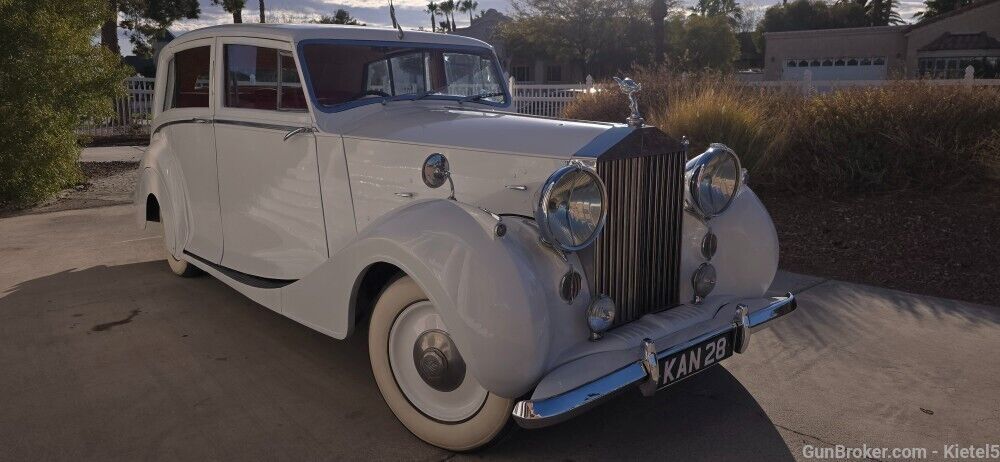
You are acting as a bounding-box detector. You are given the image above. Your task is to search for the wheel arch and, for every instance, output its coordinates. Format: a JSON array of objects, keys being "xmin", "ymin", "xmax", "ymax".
[
  {"xmin": 350, "ymin": 261, "xmax": 405, "ymax": 327},
  {"xmin": 282, "ymin": 199, "xmax": 590, "ymax": 398}
]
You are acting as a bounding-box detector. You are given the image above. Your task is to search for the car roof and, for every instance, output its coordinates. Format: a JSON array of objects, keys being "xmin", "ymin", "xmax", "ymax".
[{"xmin": 166, "ymin": 24, "xmax": 493, "ymax": 51}]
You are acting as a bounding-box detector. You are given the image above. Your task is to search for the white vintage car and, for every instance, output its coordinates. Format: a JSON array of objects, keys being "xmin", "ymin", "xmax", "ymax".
[{"xmin": 136, "ymin": 23, "xmax": 796, "ymax": 451}]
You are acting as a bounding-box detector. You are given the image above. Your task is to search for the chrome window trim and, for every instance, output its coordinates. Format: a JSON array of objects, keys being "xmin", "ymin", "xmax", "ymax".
[{"xmin": 151, "ymin": 118, "xmax": 307, "ymax": 136}]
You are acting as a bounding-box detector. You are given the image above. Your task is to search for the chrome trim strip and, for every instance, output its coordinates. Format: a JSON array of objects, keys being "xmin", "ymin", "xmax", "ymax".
[
  {"xmin": 151, "ymin": 118, "xmax": 202, "ymax": 136},
  {"xmin": 213, "ymin": 119, "xmax": 306, "ymax": 132},
  {"xmin": 512, "ymin": 293, "xmax": 797, "ymax": 429},
  {"xmin": 151, "ymin": 118, "xmax": 311, "ymax": 137}
]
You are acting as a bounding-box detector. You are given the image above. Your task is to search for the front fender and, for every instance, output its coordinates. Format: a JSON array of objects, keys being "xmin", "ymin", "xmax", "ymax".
[{"xmin": 282, "ymin": 199, "xmax": 592, "ymax": 398}]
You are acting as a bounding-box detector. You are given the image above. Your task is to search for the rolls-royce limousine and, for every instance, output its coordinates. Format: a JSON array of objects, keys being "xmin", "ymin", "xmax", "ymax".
[{"xmin": 135, "ymin": 23, "xmax": 797, "ymax": 451}]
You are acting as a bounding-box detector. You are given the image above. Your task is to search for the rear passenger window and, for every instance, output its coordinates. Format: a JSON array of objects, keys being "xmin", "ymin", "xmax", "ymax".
[
  {"xmin": 225, "ymin": 44, "xmax": 307, "ymax": 111},
  {"xmin": 164, "ymin": 46, "xmax": 211, "ymax": 110}
]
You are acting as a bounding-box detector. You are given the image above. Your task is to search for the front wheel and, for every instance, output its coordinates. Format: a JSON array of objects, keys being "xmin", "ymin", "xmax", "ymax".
[{"xmin": 368, "ymin": 276, "xmax": 514, "ymax": 451}]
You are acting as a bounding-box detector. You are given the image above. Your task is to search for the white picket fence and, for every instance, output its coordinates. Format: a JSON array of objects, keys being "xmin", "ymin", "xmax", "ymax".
[
  {"xmin": 508, "ymin": 76, "xmax": 600, "ymax": 118},
  {"xmin": 79, "ymin": 76, "xmax": 155, "ymax": 138}
]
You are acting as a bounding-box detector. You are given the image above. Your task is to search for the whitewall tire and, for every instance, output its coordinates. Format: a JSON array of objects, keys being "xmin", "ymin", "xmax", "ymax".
[
  {"xmin": 161, "ymin": 212, "xmax": 200, "ymax": 278},
  {"xmin": 369, "ymin": 276, "xmax": 514, "ymax": 451}
]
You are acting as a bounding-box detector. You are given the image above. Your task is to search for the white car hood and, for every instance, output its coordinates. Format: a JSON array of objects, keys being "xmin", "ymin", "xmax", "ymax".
[{"xmin": 327, "ymin": 104, "xmax": 630, "ymax": 159}]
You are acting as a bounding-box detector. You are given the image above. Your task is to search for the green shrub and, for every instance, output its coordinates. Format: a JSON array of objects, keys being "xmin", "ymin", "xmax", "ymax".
[
  {"xmin": 0, "ymin": 0, "xmax": 130, "ymax": 207},
  {"xmin": 776, "ymin": 83, "xmax": 1000, "ymax": 193},
  {"xmin": 564, "ymin": 69, "xmax": 1000, "ymax": 194}
]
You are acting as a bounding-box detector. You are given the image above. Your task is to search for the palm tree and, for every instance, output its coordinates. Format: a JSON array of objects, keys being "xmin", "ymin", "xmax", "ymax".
[
  {"xmin": 866, "ymin": 0, "xmax": 903, "ymax": 24},
  {"xmin": 459, "ymin": 0, "xmax": 479, "ymax": 24},
  {"xmin": 212, "ymin": 0, "xmax": 246, "ymax": 23},
  {"xmin": 258, "ymin": 0, "xmax": 265, "ymax": 23},
  {"xmin": 650, "ymin": 0, "xmax": 669, "ymax": 64},
  {"xmin": 913, "ymin": 0, "xmax": 971, "ymax": 20},
  {"xmin": 425, "ymin": 1, "xmax": 440, "ymax": 32},
  {"xmin": 440, "ymin": 0, "xmax": 456, "ymax": 31}
]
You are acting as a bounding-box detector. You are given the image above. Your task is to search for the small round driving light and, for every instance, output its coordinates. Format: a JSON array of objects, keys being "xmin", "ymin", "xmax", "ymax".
[
  {"xmin": 587, "ymin": 296, "xmax": 616, "ymax": 340},
  {"xmin": 701, "ymin": 231, "xmax": 718, "ymax": 260},
  {"xmin": 559, "ymin": 271, "xmax": 582, "ymax": 303},
  {"xmin": 692, "ymin": 262, "xmax": 717, "ymax": 303}
]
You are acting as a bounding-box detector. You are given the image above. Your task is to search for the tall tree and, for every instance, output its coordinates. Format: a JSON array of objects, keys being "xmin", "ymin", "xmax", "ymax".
[
  {"xmin": 691, "ymin": 0, "xmax": 744, "ymax": 27},
  {"xmin": 649, "ymin": 0, "xmax": 677, "ymax": 64},
  {"xmin": 258, "ymin": 0, "xmax": 265, "ymax": 23},
  {"xmin": 100, "ymin": 0, "xmax": 200, "ymax": 56},
  {"xmin": 913, "ymin": 0, "xmax": 973, "ymax": 20},
  {"xmin": 212, "ymin": 0, "xmax": 245, "ymax": 23},
  {"xmin": 670, "ymin": 14, "xmax": 740, "ymax": 71},
  {"xmin": 1, "ymin": 0, "xmax": 132, "ymax": 206},
  {"xmin": 758, "ymin": 0, "xmax": 867, "ymax": 32},
  {"xmin": 862, "ymin": 0, "xmax": 902, "ymax": 25},
  {"xmin": 425, "ymin": 1, "xmax": 440, "ymax": 31},
  {"xmin": 500, "ymin": 0, "xmax": 651, "ymax": 78},
  {"xmin": 440, "ymin": 0, "xmax": 456, "ymax": 31},
  {"xmin": 459, "ymin": 0, "xmax": 479, "ymax": 23},
  {"xmin": 314, "ymin": 9, "xmax": 363, "ymax": 25}
]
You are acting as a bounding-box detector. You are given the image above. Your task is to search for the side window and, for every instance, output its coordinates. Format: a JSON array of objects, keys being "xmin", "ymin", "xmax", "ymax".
[
  {"xmin": 278, "ymin": 51, "xmax": 307, "ymax": 110},
  {"xmin": 225, "ymin": 44, "xmax": 306, "ymax": 111},
  {"xmin": 164, "ymin": 46, "xmax": 211, "ymax": 110}
]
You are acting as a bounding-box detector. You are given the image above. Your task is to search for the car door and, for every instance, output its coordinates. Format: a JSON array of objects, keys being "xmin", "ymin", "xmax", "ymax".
[
  {"xmin": 213, "ymin": 37, "xmax": 328, "ymax": 280},
  {"xmin": 157, "ymin": 39, "xmax": 224, "ymax": 263}
]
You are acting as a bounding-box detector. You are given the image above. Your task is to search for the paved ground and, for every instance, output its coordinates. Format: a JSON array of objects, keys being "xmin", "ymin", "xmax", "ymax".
[{"xmin": 1, "ymin": 205, "xmax": 998, "ymax": 461}]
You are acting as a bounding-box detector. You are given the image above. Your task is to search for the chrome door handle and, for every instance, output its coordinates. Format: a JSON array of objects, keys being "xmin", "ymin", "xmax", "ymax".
[
  {"xmin": 283, "ymin": 127, "xmax": 314, "ymax": 141},
  {"xmin": 394, "ymin": 192, "xmax": 414, "ymax": 198},
  {"xmin": 192, "ymin": 117, "xmax": 211, "ymax": 124}
]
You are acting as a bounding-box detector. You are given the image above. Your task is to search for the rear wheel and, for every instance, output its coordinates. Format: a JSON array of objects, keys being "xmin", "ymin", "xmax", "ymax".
[
  {"xmin": 368, "ymin": 276, "xmax": 514, "ymax": 451},
  {"xmin": 161, "ymin": 211, "xmax": 201, "ymax": 277}
]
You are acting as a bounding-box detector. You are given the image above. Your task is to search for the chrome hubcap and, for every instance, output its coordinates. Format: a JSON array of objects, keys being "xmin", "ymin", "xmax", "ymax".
[
  {"xmin": 413, "ymin": 329, "xmax": 466, "ymax": 392},
  {"xmin": 388, "ymin": 301, "xmax": 488, "ymax": 422}
]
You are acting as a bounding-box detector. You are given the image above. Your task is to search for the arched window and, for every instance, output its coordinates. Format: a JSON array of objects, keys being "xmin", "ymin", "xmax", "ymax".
[
  {"xmin": 799, "ymin": 60, "xmax": 809, "ymax": 67},
  {"xmin": 873, "ymin": 57, "xmax": 885, "ymax": 65},
  {"xmin": 786, "ymin": 60, "xmax": 797, "ymax": 67},
  {"xmin": 847, "ymin": 58, "xmax": 859, "ymax": 66},
  {"xmin": 810, "ymin": 60, "xmax": 821, "ymax": 67},
  {"xmin": 822, "ymin": 59, "xmax": 833, "ymax": 66},
  {"xmin": 835, "ymin": 59, "xmax": 846, "ymax": 66},
  {"xmin": 861, "ymin": 58, "xmax": 872, "ymax": 65}
]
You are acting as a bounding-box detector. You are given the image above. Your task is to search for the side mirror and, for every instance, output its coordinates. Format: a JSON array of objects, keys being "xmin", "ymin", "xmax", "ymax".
[{"xmin": 422, "ymin": 153, "xmax": 455, "ymax": 200}]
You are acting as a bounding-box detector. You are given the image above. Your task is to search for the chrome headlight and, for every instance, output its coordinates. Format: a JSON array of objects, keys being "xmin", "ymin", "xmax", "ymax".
[
  {"xmin": 685, "ymin": 144, "xmax": 742, "ymax": 219},
  {"xmin": 535, "ymin": 164, "xmax": 608, "ymax": 252}
]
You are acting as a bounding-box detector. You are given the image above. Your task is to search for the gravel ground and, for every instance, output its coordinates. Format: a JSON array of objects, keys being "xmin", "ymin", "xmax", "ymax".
[
  {"xmin": 759, "ymin": 188, "xmax": 1000, "ymax": 307},
  {"xmin": 0, "ymin": 161, "xmax": 137, "ymax": 218}
]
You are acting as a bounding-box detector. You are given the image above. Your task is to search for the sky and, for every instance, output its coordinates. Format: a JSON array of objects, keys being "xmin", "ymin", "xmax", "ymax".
[{"xmin": 118, "ymin": 0, "xmax": 929, "ymax": 56}]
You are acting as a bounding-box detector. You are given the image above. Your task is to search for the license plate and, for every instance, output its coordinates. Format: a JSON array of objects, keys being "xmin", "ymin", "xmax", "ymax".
[{"xmin": 658, "ymin": 330, "xmax": 734, "ymax": 388}]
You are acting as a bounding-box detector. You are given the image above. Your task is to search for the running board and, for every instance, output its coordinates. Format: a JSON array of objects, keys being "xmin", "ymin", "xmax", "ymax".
[{"xmin": 183, "ymin": 251, "xmax": 297, "ymax": 289}]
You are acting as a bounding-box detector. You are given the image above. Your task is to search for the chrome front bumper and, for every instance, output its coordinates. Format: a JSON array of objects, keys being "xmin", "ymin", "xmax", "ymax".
[{"xmin": 511, "ymin": 293, "xmax": 797, "ymax": 429}]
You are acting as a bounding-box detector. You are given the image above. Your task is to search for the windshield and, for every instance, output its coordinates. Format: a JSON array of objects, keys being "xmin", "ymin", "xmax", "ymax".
[{"xmin": 300, "ymin": 42, "xmax": 507, "ymax": 111}]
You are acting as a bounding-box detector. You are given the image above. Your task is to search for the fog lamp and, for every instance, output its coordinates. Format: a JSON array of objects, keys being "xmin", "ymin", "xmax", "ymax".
[
  {"xmin": 692, "ymin": 262, "xmax": 717, "ymax": 303},
  {"xmin": 587, "ymin": 296, "xmax": 616, "ymax": 340}
]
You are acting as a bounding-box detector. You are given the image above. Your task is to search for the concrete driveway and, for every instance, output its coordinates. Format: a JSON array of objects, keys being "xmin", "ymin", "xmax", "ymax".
[{"xmin": 1, "ymin": 205, "xmax": 998, "ymax": 461}]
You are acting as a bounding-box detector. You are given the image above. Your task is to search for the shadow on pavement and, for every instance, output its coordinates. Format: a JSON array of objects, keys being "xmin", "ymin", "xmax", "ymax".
[{"xmin": 0, "ymin": 261, "xmax": 793, "ymax": 461}]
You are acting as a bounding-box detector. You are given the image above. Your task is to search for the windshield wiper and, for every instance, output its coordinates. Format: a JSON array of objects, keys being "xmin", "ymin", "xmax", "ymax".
[
  {"xmin": 458, "ymin": 92, "xmax": 506, "ymax": 104},
  {"xmin": 412, "ymin": 86, "xmax": 446, "ymax": 101}
]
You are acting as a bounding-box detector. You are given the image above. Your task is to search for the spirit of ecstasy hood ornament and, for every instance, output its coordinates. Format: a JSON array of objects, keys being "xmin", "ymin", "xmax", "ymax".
[{"xmin": 613, "ymin": 77, "xmax": 643, "ymax": 127}]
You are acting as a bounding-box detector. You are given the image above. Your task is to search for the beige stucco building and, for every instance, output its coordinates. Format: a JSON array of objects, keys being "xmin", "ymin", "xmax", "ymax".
[{"xmin": 763, "ymin": 0, "xmax": 1000, "ymax": 80}]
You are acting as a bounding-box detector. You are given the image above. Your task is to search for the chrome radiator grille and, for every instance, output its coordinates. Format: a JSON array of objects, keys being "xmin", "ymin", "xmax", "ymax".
[{"xmin": 594, "ymin": 149, "xmax": 686, "ymax": 325}]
